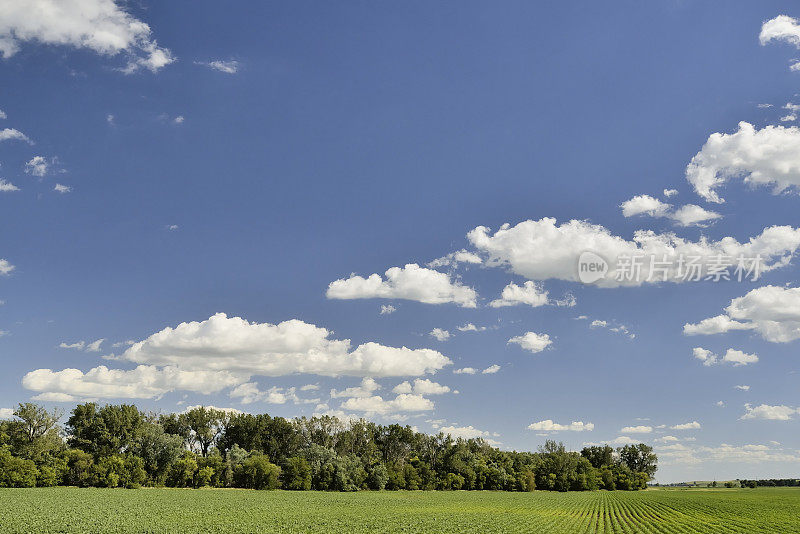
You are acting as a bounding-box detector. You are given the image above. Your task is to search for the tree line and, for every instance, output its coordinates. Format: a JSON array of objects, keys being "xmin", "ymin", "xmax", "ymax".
[{"xmin": 0, "ymin": 402, "xmax": 657, "ymax": 491}]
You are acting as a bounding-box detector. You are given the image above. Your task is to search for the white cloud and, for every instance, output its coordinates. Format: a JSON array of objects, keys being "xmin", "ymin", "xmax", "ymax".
[
  {"xmin": 684, "ymin": 286, "xmax": 800, "ymax": 343},
  {"xmin": 0, "ymin": 109, "xmax": 5, "ymax": 119},
  {"xmin": 453, "ymin": 367, "xmax": 477, "ymax": 375},
  {"xmin": 757, "ymin": 103, "xmax": 773, "ymax": 109},
  {"xmin": 692, "ymin": 347, "xmax": 758, "ymax": 366},
  {"xmin": 482, "ymin": 364, "xmax": 500, "ymax": 374},
  {"xmin": 173, "ymin": 116, "xmax": 184, "ymax": 125},
  {"xmin": 508, "ymin": 331, "xmax": 552, "ymax": 353},
  {"xmin": 781, "ymin": 114, "xmax": 797, "ymax": 122},
  {"xmin": 427, "ymin": 249, "xmax": 482, "ymax": 268},
  {"xmin": 655, "ymin": 435, "xmax": 680, "ymax": 443},
  {"xmin": 429, "ymin": 328, "xmax": 451, "ymax": 341},
  {"xmin": 196, "ymin": 59, "xmax": 239, "ymax": 74},
  {"xmin": 760, "ymin": 15, "xmax": 800, "ymax": 48},
  {"xmin": 670, "ymin": 421, "xmax": 701, "ymax": 430},
  {"xmin": 686, "ymin": 122, "xmax": 800, "ymax": 203},
  {"xmin": 106, "ymin": 114, "xmax": 114, "ymax": 125},
  {"xmin": 620, "ymin": 194, "xmax": 721, "ymax": 227},
  {"xmin": 229, "ymin": 383, "xmax": 318, "ymax": 405},
  {"xmin": 663, "ymin": 188, "xmax": 678, "ymax": 198},
  {"xmin": 468, "ymin": 218, "xmax": 800, "ymax": 287},
  {"xmin": 0, "ymin": 128, "xmax": 30, "ymax": 143},
  {"xmin": 0, "ymin": 0, "xmax": 174, "ymax": 72},
  {"xmin": 22, "ymin": 365, "xmax": 243, "ymax": 400},
  {"xmin": 735, "ymin": 385, "xmax": 751, "ymax": 391},
  {"xmin": 741, "ymin": 403, "xmax": 799, "ymax": 421},
  {"xmin": 25, "ymin": 156, "xmax": 49, "ymax": 177},
  {"xmin": 527, "ymin": 419, "xmax": 594, "ymax": 432},
  {"xmin": 120, "ymin": 313, "xmax": 451, "ymax": 377},
  {"xmin": 340, "ymin": 393, "xmax": 434, "ymax": 416},
  {"xmin": 620, "ymin": 194, "xmax": 671, "ymax": 218},
  {"xmin": 53, "ymin": 183, "xmax": 72, "ymax": 194},
  {"xmin": 327, "ymin": 263, "xmax": 477, "ymax": 307},
  {"xmin": 620, "ymin": 425, "xmax": 652, "ymax": 434},
  {"xmin": 330, "ymin": 377, "xmax": 381, "ymax": 398},
  {"xmin": 456, "ymin": 323, "xmax": 486, "ymax": 332},
  {"xmin": 166, "ymin": 224, "xmax": 179, "ymax": 231},
  {"xmin": 722, "ymin": 349, "xmax": 758, "ymax": 366},
  {"xmin": 489, "ymin": 280, "xmax": 570, "ymax": 308},
  {"xmin": 379, "ymin": 304, "xmax": 396, "ymax": 315},
  {"xmin": 669, "ymin": 205, "xmax": 722, "ymax": 227},
  {"xmin": 657, "ymin": 440, "xmax": 800, "ymax": 466},
  {"xmin": 716, "ymin": 401, "xmax": 725, "ymax": 407},
  {"xmin": 0, "ymin": 259, "xmax": 14, "ymax": 275},
  {"xmin": 591, "ymin": 320, "xmax": 607, "ymax": 328},
  {"xmin": 0, "ymin": 179, "xmax": 19, "ymax": 192},
  {"xmin": 392, "ymin": 378, "xmax": 450, "ymax": 395},
  {"xmin": 0, "ymin": 408, "xmax": 13, "ymax": 419}
]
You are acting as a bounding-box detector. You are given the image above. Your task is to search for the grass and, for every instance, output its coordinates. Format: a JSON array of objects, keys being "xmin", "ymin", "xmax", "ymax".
[{"xmin": 1, "ymin": 487, "xmax": 799, "ymax": 533}]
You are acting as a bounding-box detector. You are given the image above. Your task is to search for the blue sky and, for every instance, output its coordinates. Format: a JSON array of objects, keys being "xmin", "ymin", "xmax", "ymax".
[{"xmin": 3, "ymin": 1, "xmax": 800, "ymax": 482}]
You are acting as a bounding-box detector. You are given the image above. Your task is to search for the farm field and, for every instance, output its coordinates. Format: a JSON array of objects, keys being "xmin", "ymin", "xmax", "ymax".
[{"xmin": 1, "ymin": 487, "xmax": 799, "ymax": 533}]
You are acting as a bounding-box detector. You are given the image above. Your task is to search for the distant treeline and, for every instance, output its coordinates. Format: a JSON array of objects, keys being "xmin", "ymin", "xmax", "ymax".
[
  {"xmin": 0, "ymin": 403, "xmax": 656, "ymax": 491},
  {"xmin": 739, "ymin": 479, "xmax": 800, "ymax": 488}
]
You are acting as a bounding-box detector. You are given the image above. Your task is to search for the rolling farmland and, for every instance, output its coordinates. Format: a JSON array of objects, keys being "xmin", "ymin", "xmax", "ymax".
[{"xmin": 1, "ymin": 487, "xmax": 799, "ymax": 533}]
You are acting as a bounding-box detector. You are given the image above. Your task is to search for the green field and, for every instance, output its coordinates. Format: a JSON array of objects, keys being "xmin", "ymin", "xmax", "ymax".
[{"xmin": 1, "ymin": 487, "xmax": 799, "ymax": 533}]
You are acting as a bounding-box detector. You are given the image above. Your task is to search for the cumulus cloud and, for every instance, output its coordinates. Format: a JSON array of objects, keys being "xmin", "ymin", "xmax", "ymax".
[
  {"xmin": 735, "ymin": 385, "xmax": 751, "ymax": 391},
  {"xmin": 620, "ymin": 195, "xmax": 721, "ymax": 227},
  {"xmin": 196, "ymin": 59, "xmax": 238, "ymax": 74},
  {"xmin": 0, "ymin": 0, "xmax": 174, "ymax": 72},
  {"xmin": 760, "ymin": 15, "xmax": 800, "ymax": 49},
  {"xmin": 22, "ymin": 365, "xmax": 243, "ymax": 400},
  {"xmin": 229, "ymin": 383, "xmax": 318, "ymax": 405},
  {"xmin": 379, "ymin": 304, "xmax": 396, "ymax": 315},
  {"xmin": 482, "ymin": 364, "xmax": 500, "ymax": 374},
  {"xmin": 53, "ymin": 183, "xmax": 72, "ymax": 194},
  {"xmin": 429, "ymin": 328, "xmax": 451, "ymax": 342},
  {"xmin": 427, "ymin": 250, "xmax": 482, "ymax": 268},
  {"xmin": 741, "ymin": 403, "xmax": 799, "ymax": 421},
  {"xmin": 508, "ymin": 332, "xmax": 552, "ymax": 353},
  {"xmin": 392, "ymin": 378, "xmax": 450, "ymax": 395},
  {"xmin": 686, "ymin": 122, "xmax": 800, "ymax": 203},
  {"xmin": 0, "ymin": 128, "xmax": 30, "ymax": 143},
  {"xmin": 620, "ymin": 195, "xmax": 671, "ymax": 218},
  {"xmin": 468, "ymin": 218, "xmax": 800, "ymax": 287},
  {"xmin": 340, "ymin": 393, "xmax": 434, "ymax": 416},
  {"xmin": 456, "ymin": 323, "xmax": 487, "ymax": 332},
  {"xmin": 489, "ymin": 280, "xmax": 575, "ymax": 308},
  {"xmin": 0, "ymin": 179, "xmax": 19, "ymax": 192},
  {"xmin": 620, "ymin": 425, "xmax": 652, "ymax": 434},
  {"xmin": 0, "ymin": 407, "xmax": 13, "ymax": 419},
  {"xmin": 528, "ymin": 419, "xmax": 594, "ymax": 432},
  {"xmin": 330, "ymin": 377, "xmax": 381, "ymax": 399},
  {"xmin": 327, "ymin": 264, "xmax": 477, "ymax": 307},
  {"xmin": 692, "ymin": 347, "xmax": 758, "ymax": 366},
  {"xmin": 684, "ymin": 285, "xmax": 800, "ymax": 342},
  {"xmin": 453, "ymin": 364, "xmax": 499, "ymax": 375},
  {"xmin": 658, "ymin": 441, "xmax": 800, "ymax": 466},
  {"xmin": 120, "ymin": 313, "xmax": 451, "ymax": 377},
  {"xmin": 670, "ymin": 421, "xmax": 701, "ymax": 430},
  {"xmin": 663, "ymin": 189, "xmax": 678, "ymax": 198}
]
